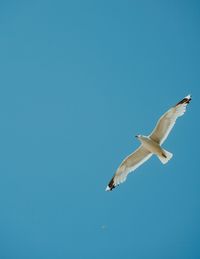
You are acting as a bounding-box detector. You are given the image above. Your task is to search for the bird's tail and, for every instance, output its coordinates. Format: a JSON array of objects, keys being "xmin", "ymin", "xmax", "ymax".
[{"xmin": 157, "ymin": 149, "xmax": 173, "ymax": 164}]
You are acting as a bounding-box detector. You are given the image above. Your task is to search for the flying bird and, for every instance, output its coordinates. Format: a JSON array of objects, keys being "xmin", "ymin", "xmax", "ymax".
[{"xmin": 106, "ymin": 94, "xmax": 192, "ymax": 191}]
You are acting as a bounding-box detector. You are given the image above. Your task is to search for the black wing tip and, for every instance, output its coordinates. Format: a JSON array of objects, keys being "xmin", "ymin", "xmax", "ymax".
[
  {"xmin": 175, "ymin": 94, "xmax": 192, "ymax": 106},
  {"xmin": 105, "ymin": 177, "xmax": 116, "ymax": 191}
]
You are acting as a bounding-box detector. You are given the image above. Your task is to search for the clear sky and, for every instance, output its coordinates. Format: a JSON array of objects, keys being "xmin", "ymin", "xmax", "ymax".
[{"xmin": 0, "ymin": 1, "xmax": 199, "ymax": 258}]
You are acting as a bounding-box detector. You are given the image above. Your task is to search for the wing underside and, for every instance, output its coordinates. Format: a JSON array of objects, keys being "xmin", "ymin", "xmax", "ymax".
[
  {"xmin": 150, "ymin": 95, "xmax": 191, "ymax": 144},
  {"xmin": 106, "ymin": 146, "xmax": 152, "ymax": 191}
]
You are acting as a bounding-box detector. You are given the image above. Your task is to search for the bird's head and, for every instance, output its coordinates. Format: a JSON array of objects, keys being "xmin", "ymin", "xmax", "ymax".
[{"xmin": 135, "ymin": 134, "xmax": 142, "ymax": 139}]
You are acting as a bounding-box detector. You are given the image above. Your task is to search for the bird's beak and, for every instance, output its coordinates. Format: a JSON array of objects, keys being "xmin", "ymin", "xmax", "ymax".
[{"xmin": 135, "ymin": 135, "xmax": 138, "ymax": 138}]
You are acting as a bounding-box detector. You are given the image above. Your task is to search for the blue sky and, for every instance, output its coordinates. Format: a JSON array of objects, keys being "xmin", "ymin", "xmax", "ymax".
[{"xmin": 0, "ymin": 1, "xmax": 199, "ymax": 258}]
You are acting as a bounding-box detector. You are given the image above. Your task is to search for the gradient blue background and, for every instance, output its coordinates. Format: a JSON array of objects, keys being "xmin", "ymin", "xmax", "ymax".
[{"xmin": 0, "ymin": 1, "xmax": 199, "ymax": 258}]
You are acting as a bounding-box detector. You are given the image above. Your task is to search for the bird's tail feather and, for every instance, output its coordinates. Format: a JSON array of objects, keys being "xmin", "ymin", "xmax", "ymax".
[{"xmin": 157, "ymin": 149, "xmax": 173, "ymax": 164}]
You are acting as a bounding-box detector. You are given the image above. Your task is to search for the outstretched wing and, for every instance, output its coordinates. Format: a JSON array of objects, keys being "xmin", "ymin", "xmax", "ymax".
[
  {"xmin": 150, "ymin": 95, "xmax": 191, "ymax": 145},
  {"xmin": 106, "ymin": 146, "xmax": 152, "ymax": 191}
]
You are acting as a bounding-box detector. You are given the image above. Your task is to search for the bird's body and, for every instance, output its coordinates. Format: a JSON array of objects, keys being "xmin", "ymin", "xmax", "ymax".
[
  {"xmin": 137, "ymin": 135, "xmax": 164, "ymax": 157},
  {"xmin": 106, "ymin": 94, "xmax": 192, "ymax": 191},
  {"xmin": 136, "ymin": 135, "xmax": 173, "ymax": 164}
]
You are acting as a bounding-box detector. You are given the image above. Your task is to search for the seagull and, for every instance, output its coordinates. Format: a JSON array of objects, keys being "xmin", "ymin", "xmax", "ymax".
[{"xmin": 106, "ymin": 94, "xmax": 192, "ymax": 191}]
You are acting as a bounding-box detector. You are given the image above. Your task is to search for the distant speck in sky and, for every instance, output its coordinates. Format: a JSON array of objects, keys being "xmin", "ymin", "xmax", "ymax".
[{"xmin": 101, "ymin": 225, "xmax": 107, "ymax": 230}]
